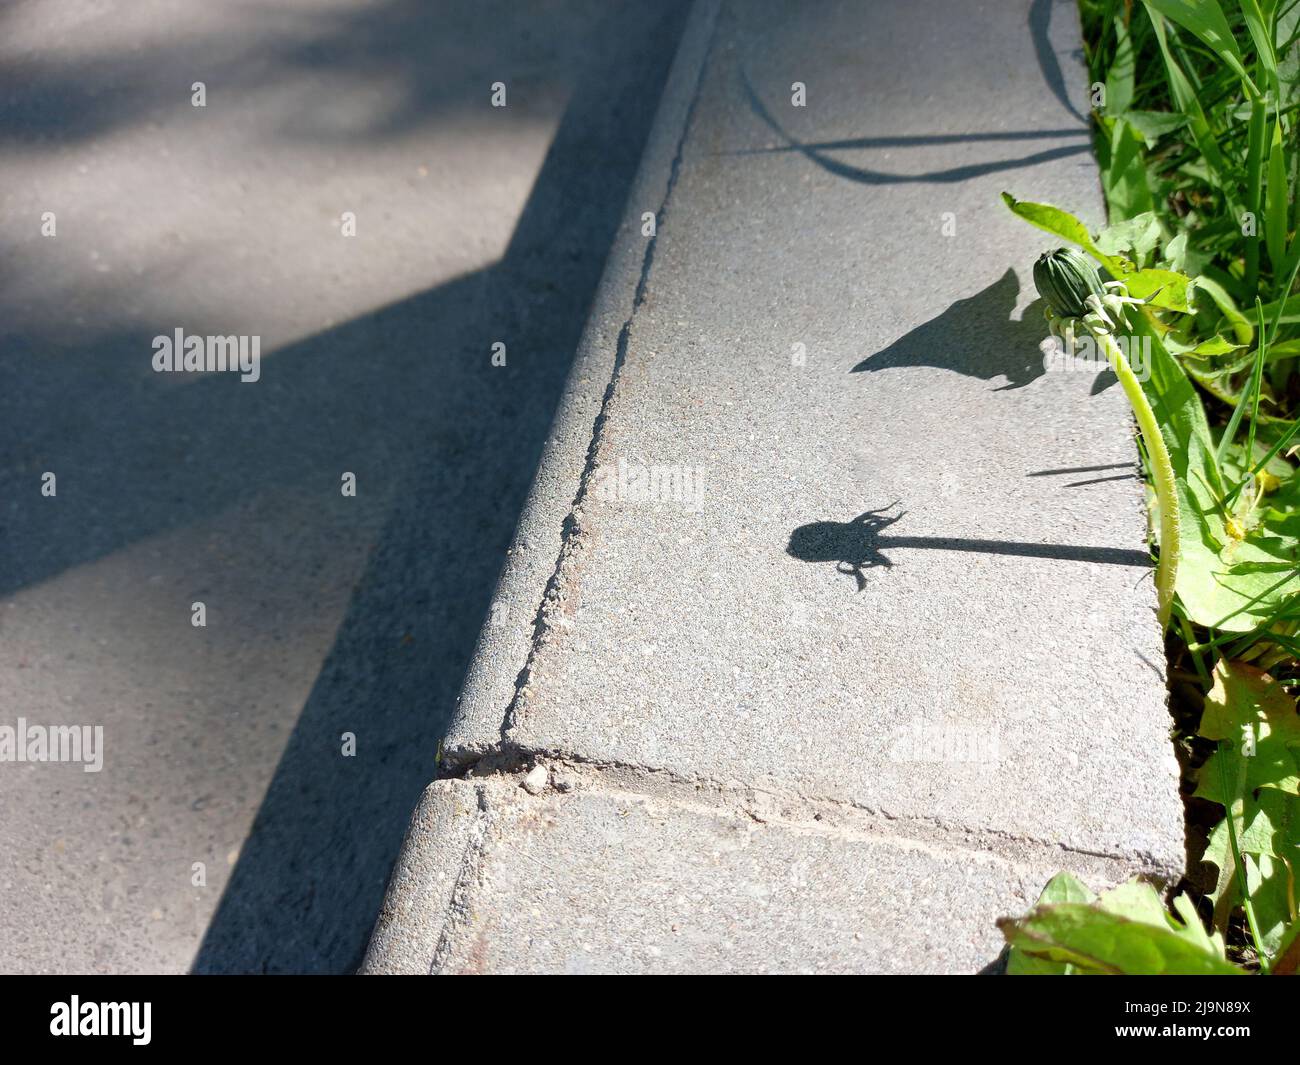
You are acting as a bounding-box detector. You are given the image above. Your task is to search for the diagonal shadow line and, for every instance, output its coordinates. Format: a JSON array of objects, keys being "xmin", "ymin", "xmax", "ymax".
[
  {"xmin": 174, "ymin": 1, "xmax": 692, "ymax": 975},
  {"xmin": 1027, "ymin": 463, "xmax": 1135, "ymax": 476},
  {"xmin": 738, "ymin": 70, "xmax": 1088, "ymax": 186},
  {"xmin": 1028, "ymin": 0, "xmax": 1090, "ymax": 124},
  {"xmin": 878, "ymin": 536, "xmax": 1149, "ymax": 566},
  {"xmin": 1062, "ymin": 474, "xmax": 1140, "ymax": 487},
  {"xmin": 788, "ymin": 506, "xmax": 1149, "ymax": 592},
  {"xmin": 725, "ymin": 127, "xmax": 1089, "ymax": 155}
]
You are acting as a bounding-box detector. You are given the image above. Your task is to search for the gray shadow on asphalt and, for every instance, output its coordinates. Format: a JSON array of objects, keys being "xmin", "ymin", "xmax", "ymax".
[
  {"xmin": 0, "ymin": 0, "xmax": 690, "ymax": 973},
  {"xmin": 735, "ymin": 70, "xmax": 1089, "ymax": 185},
  {"xmin": 1028, "ymin": 0, "xmax": 1090, "ymax": 124},
  {"xmin": 851, "ymin": 270, "xmax": 1050, "ymax": 390},
  {"xmin": 787, "ymin": 503, "xmax": 1150, "ymax": 591},
  {"xmin": 185, "ymin": 2, "xmax": 692, "ymax": 975}
]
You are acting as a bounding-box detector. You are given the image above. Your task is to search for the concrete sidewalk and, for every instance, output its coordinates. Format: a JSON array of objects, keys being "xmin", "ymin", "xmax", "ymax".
[{"xmin": 363, "ymin": 0, "xmax": 1185, "ymax": 974}]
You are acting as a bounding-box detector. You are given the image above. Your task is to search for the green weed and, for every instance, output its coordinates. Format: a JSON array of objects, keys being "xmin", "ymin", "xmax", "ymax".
[{"xmin": 1000, "ymin": 0, "xmax": 1300, "ymax": 974}]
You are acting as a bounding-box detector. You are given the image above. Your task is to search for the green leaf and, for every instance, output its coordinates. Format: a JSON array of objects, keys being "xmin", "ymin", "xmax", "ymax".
[
  {"xmin": 1257, "ymin": 292, "xmax": 1300, "ymax": 325},
  {"xmin": 1096, "ymin": 212, "xmax": 1163, "ymax": 268},
  {"xmin": 1132, "ymin": 318, "xmax": 1300, "ymax": 628},
  {"xmin": 1126, "ymin": 267, "xmax": 1193, "ymax": 311},
  {"xmin": 1192, "ymin": 274, "xmax": 1253, "ymax": 345},
  {"xmin": 1037, "ymin": 871, "xmax": 1097, "ymax": 906},
  {"xmin": 998, "ymin": 901, "xmax": 1241, "ymax": 975},
  {"xmin": 1238, "ymin": 0, "xmax": 1280, "ymax": 98},
  {"xmin": 1202, "ymin": 787, "xmax": 1300, "ymax": 933},
  {"xmin": 1265, "ymin": 114, "xmax": 1290, "ymax": 275},
  {"xmin": 1274, "ymin": 918, "xmax": 1300, "ymax": 974},
  {"xmin": 1102, "ymin": 119, "xmax": 1156, "ymax": 220},
  {"xmin": 1096, "ymin": 879, "xmax": 1177, "ymax": 924},
  {"xmin": 1105, "ymin": 12, "xmax": 1137, "ymax": 115},
  {"xmin": 1195, "ymin": 660, "xmax": 1300, "ymax": 802},
  {"xmin": 1244, "ymin": 852, "xmax": 1296, "ymax": 957},
  {"xmin": 1189, "ymin": 335, "xmax": 1248, "ymax": 359},
  {"xmin": 1205, "ymin": 787, "xmax": 1300, "ymax": 865},
  {"xmin": 1124, "ymin": 109, "xmax": 1188, "ymax": 149},
  {"xmin": 1005, "ymin": 873, "xmax": 1095, "ymax": 974},
  {"xmin": 1001, "ymin": 194, "xmax": 1127, "ymax": 276},
  {"xmin": 1145, "ymin": 13, "xmax": 1235, "ymax": 200},
  {"xmin": 1140, "ymin": 0, "xmax": 1259, "ymax": 97},
  {"xmin": 1171, "ymin": 893, "xmax": 1225, "ymax": 957}
]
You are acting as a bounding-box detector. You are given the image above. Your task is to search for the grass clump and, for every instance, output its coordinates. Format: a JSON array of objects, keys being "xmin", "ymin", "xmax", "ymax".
[{"xmin": 998, "ymin": 0, "xmax": 1300, "ymax": 975}]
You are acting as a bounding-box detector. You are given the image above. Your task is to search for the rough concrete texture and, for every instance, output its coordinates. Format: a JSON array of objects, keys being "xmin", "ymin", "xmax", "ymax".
[
  {"xmin": 365, "ymin": 765, "xmax": 1152, "ymax": 975},
  {"xmin": 0, "ymin": 0, "xmax": 690, "ymax": 973},
  {"xmin": 369, "ymin": 0, "xmax": 1186, "ymax": 974}
]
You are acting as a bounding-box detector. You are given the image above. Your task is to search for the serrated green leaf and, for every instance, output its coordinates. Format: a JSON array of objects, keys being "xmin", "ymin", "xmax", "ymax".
[
  {"xmin": 1126, "ymin": 267, "xmax": 1193, "ymax": 311},
  {"xmin": 1195, "ymin": 660, "xmax": 1300, "ymax": 801},
  {"xmin": 1037, "ymin": 871, "xmax": 1097, "ymax": 905},
  {"xmin": 1172, "ymin": 893, "xmax": 1226, "ymax": 956},
  {"xmin": 998, "ymin": 902, "xmax": 1241, "ymax": 975},
  {"xmin": 1205, "ymin": 783, "xmax": 1300, "ymax": 871},
  {"xmin": 1244, "ymin": 852, "xmax": 1297, "ymax": 956},
  {"xmin": 1096, "ymin": 212, "xmax": 1163, "ymax": 267}
]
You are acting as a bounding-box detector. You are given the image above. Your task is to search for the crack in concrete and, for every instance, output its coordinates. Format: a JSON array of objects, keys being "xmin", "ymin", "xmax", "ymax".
[
  {"xmin": 495, "ymin": 5, "xmax": 720, "ymax": 744},
  {"xmin": 441, "ymin": 746, "xmax": 1180, "ymax": 884},
  {"xmin": 427, "ymin": 782, "xmax": 492, "ymax": 975}
]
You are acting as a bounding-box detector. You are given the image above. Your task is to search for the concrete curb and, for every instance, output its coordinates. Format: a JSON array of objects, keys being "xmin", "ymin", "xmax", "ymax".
[
  {"xmin": 360, "ymin": 0, "xmax": 722, "ymax": 973},
  {"xmin": 441, "ymin": 0, "xmax": 724, "ymax": 762},
  {"xmin": 363, "ymin": 0, "xmax": 1186, "ymax": 974},
  {"xmin": 359, "ymin": 780, "xmax": 484, "ymax": 975}
]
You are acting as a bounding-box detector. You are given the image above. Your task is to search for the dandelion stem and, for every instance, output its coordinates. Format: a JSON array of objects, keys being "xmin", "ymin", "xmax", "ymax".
[{"xmin": 1095, "ymin": 329, "xmax": 1180, "ymax": 628}]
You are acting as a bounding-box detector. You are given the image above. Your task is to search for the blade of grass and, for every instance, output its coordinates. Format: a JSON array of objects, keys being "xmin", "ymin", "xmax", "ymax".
[
  {"xmin": 1147, "ymin": 12, "xmax": 1236, "ymax": 199},
  {"xmin": 1210, "ymin": 568, "xmax": 1299, "ymax": 632},
  {"xmin": 1265, "ymin": 112, "xmax": 1290, "ymax": 277},
  {"xmin": 1239, "ymin": 0, "xmax": 1281, "ymax": 98},
  {"xmin": 1141, "ymin": 0, "xmax": 1261, "ymax": 98},
  {"xmin": 1245, "ymin": 97, "xmax": 1269, "ymax": 302},
  {"xmin": 1224, "ymin": 415, "xmax": 1300, "ymax": 506},
  {"xmin": 1216, "ymin": 309, "xmax": 1269, "ymax": 466},
  {"xmin": 1222, "ymin": 257, "xmax": 1300, "ymax": 503},
  {"xmin": 1244, "ymin": 298, "xmax": 1270, "ymax": 462}
]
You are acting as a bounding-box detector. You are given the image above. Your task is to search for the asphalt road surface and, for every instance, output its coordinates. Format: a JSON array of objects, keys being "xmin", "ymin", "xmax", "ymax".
[{"xmin": 0, "ymin": 0, "xmax": 688, "ymax": 974}]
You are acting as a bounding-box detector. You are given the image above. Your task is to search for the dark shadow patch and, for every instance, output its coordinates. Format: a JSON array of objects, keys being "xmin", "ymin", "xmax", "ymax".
[
  {"xmin": 1028, "ymin": 0, "xmax": 1089, "ymax": 124},
  {"xmin": 851, "ymin": 270, "xmax": 1048, "ymax": 390},
  {"xmin": 160, "ymin": 0, "xmax": 689, "ymax": 975}
]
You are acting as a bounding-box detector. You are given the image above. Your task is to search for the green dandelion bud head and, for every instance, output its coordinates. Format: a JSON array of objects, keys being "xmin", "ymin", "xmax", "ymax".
[{"xmin": 1033, "ymin": 247, "xmax": 1106, "ymax": 320}]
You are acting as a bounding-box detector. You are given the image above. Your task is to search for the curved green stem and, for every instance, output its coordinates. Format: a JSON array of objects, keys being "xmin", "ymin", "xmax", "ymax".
[{"xmin": 1095, "ymin": 330, "xmax": 1180, "ymax": 629}]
